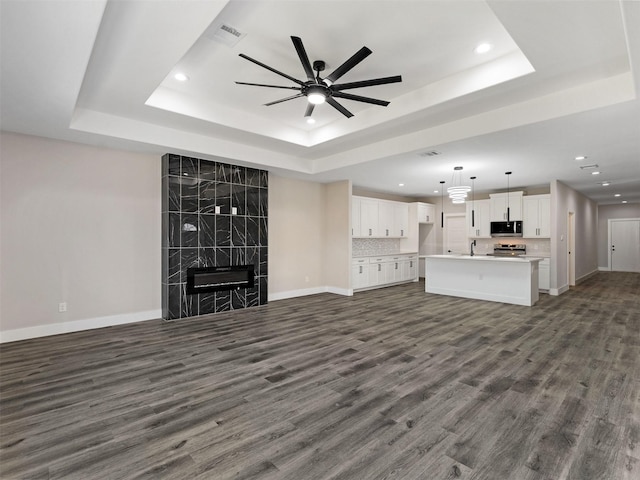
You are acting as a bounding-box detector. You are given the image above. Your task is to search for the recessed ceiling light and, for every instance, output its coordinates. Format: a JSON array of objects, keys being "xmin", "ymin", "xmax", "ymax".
[
  {"xmin": 474, "ymin": 43, "xmax": 492, "ymax": 54},
  {"xmin": 398, "ymin": 183, "xmax": 405, "ymax": 187},
  {"xmin": 174, "ymin": 73, "xmax": 189, "ymax": 82},
  {"xmin": 622, "ymin": 201, "xmax": 628, "ymax": 204},
  {"xmin": 591, "ymin": 171, "xmax": 601, "ymax": 175},
  {"xmin": 306, "ymin": 117, "xmax": 316, "ymax": 124},
  {"xmin": 614, "ymin": 194, "xmax": 621, "ymax": 197},
  {"xmin": 601, "ymin": 182, "xmax": 610, "ymax": 186},
  {"xmin": 575, "ymin": 155, "xmax": 587, "ymax": 161}
]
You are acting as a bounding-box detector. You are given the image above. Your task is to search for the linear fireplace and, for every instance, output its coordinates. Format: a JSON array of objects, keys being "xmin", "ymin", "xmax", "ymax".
[{"xmin": 187, "ymin": 265, "xmax": 255, "ymax": 295}]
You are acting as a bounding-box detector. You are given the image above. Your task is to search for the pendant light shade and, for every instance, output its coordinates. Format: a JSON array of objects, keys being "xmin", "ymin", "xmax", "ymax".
[
  {"xmin": 447, "ymin": 166, "xmax": 471, "ymax": 203},
  {"xmin": 505, "ymin": 171, "xmax": 512, "ymax": 222},
  {"xmin": 440, "ymin": 180, "xmax": 445, "ymax": 228},
  {"xmin": 470, "ymin": 176, "xmax": 476, "ymax": 227}
]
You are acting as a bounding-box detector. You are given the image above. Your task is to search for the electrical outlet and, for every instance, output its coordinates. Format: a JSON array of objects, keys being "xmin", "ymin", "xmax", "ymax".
[{"xmin": 58, "ymin": 302, "xmax": 67, "ymax": 312}]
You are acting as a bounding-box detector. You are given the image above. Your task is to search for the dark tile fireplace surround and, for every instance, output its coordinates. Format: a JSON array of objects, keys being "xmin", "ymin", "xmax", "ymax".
[{"xmin": 161, "ymin": 154, "xmax": 268, "ymax": 320}]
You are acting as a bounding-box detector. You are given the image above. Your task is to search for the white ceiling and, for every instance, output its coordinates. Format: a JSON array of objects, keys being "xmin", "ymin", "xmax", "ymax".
[{"xmin": 1, "ymin": 0, "xmax": 639, "ymax": 205}]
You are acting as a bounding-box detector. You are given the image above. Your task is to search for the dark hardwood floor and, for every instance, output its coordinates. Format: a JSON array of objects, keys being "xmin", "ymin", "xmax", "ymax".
[{"xmin": 1, "ymin": 272, "xmax": 639, "ymax": 479}]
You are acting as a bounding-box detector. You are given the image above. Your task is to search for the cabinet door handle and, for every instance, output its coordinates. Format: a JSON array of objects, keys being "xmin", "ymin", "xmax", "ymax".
[
  {"xmin": 400, "ymin": 229, "xmax": 404, "ymax": 236},
  {"xmin": 410, "ymin": 261, "xmax": 413, "ymax": 267},
  {"xmin": 378, "ymin": 264, "xmax": 381, "ymax": 272},
  {"xmin": 359, "ymin": 266, "xmax": 362, "ymax": 274},
  {"xmin": 395, "ymin": 262, "xmax": 398, "ymax": 270},
  {"xmin": 386, "ymin": 229, "xmax": 389, "ymax": 236},
  {"xmin": 369, "ymin": 228, "xmax": 372, "ymax": 236}
]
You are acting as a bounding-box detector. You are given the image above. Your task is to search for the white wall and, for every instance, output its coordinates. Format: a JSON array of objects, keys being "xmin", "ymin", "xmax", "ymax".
[
  {"xmin": 597, "ymin": 203, "xmax": 640, "ymax": 269},
  {"xmin": 550, "ymin": 180, "xmax": 598, "ymax": 294},
  {"xmin": 0, "ymin": 132, "xmax": 161, "ymax": 341}
]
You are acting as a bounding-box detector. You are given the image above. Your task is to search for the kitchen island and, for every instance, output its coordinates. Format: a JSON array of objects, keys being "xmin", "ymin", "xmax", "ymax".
[{"xmin": 425, "ymin": 255, "xmax": 543, "ymax": 306}]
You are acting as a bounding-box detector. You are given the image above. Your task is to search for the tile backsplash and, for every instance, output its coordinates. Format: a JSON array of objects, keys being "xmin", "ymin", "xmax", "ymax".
[{"xmin": 353, "ymin": 238, "xmax": 401, "ymax": 256}]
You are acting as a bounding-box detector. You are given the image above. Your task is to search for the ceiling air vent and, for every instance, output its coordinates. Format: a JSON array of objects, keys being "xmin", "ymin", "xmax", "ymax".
[
  {"xmin": 419, "ymin": 150, "xmax": 441, "ymax": 157},
  {"xmin": 579, "ymin": 164, "xmax": 599, "ymax": 170},
  {"xmin": 206, "ymin": 23, "xmax": 246, "ymax": 47}
]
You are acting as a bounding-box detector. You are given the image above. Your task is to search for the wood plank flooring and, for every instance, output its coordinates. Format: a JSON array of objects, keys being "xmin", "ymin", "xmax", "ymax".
[{"xmin": 1, "ymin": 271, "xmax": 639, "ymax": 479}]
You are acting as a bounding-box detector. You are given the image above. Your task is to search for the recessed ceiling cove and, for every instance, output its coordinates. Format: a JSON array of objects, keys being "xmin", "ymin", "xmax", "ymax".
[{"xmin": 144, "ymin": 0, "xmax": 532, "ymax": 148}]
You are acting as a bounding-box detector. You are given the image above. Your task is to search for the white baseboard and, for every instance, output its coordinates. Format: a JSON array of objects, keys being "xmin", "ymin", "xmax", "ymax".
[
  {"xmin": 269, "ymin": 285, "xmax": 352, "ymax": 302},
  {"xmin": 549, "ymin": 284, "xmax": 570, "ymax": 296},
  {"xmin": 0, "ymin": 309, "xmax": 162, "ymax": 344},
  {"xmin": 576, "ymin": 269, "xmax": 599, "ymax": 284},
  {"xmin": 598, "ymin": 266, "xmax": 611, "ymax": 272}
]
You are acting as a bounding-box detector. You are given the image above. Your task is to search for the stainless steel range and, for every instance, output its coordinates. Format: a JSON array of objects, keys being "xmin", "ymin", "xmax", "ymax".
[{"xmin": 489, "ymin": 244, "xmax": 526, "ymax": 256}]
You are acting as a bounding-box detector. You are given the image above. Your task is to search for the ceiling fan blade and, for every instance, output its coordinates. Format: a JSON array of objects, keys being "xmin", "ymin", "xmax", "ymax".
[
  {"xmin": 326, "ymin": 97, "xmax": 353, "ymax": 118},
  {"xmin": 325, "ymin": 46, "xmax": 372, "ymax": 84},
  {"xmin": 332, "ymin": 75, "xmax": 402, "ymax": 91},
  {"xmin": 332, "ymin": 91, "xmax": 390, "ymax": 106},
  {"xmin": 291, "ymin": 36, "xmax": 315, "ymax": 81},
  {"xmin": 239, "ymin": 53, "xmax": 304, "ymax": 86},
  {"xmin": 235, "ymin": 81, "xmax": 299, "ymax": 90},
  {"xmin": 264, "ymin": 93, "xmax": 304, "ymax": 106},
  {"xmin": 304, "ymin": 103, "xmax": 315, "ymax": 117}
]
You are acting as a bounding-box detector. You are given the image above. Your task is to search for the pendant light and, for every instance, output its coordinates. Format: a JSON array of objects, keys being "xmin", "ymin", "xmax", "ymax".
[
  {"xmin": 440, "ymin": 180, "xmax": 445, "ymax": 228},
  {"xmin": 470, "ymin": 176, "xmax": 476, "ymax": 227},
  {"xmin": 505, "ymin": 171, "xmax": 512, "ymax": 223},
  {"xmin": 447, "ymin": 166, "xmax": 471, "ymax": 203}
]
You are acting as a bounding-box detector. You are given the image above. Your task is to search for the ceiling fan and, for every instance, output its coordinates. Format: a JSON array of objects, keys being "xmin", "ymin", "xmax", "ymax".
[{"xmin": 236, "ymin": 36, "xmax": 402, "ymax": 119}]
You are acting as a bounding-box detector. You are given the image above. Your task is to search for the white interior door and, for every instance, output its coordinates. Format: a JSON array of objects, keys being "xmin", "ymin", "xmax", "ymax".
[
  {"xmin": 444, "ymin": 214, "xmax": 467, "ymax": 254},
  {"xmin": 610, "ymin": 219, "xmax": 640, "ymax": 272}
]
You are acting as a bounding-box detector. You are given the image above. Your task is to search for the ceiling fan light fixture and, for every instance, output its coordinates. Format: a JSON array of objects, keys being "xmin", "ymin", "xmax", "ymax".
[{"xmin": 308, "ymin": 92, "xmax": 326, "ymax": 105}]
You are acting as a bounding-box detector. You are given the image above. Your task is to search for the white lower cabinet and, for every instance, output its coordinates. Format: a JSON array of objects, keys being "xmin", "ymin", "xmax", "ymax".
[
  {"xmin": 353, "ymin": 254, "xmax": 418, "ymax": 291},
  {"xmin": 351, "ymin": 259, "xmax": 370, "ymax": 290}
]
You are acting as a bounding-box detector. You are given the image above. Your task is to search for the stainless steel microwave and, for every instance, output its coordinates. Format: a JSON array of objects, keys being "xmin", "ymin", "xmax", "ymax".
[{"xmin": 490, "ymin": 221, "xmax": 523, "ymax": 237}]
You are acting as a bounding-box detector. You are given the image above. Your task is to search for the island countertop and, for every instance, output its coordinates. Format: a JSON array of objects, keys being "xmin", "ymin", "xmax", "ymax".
[{"xmin": 426, "ymin": 254, "xmax": 543, "ymax": 263}]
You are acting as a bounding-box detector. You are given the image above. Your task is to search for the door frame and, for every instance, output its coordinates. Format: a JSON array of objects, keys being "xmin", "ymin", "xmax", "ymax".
[{"xmin": 567, "ymin": 211, "xmax": 575, "ymax": 286}]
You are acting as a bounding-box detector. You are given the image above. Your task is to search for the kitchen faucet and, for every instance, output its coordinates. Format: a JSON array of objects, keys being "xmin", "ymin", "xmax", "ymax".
[{"xmin": 470, "ymin": 239, "xmax": 476, "ymax": 256}]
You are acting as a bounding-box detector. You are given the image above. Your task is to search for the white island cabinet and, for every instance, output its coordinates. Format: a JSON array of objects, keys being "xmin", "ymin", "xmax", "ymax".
[{"xmin": 425, "ymin": 255, "xmax": 543, "ymax": 306}]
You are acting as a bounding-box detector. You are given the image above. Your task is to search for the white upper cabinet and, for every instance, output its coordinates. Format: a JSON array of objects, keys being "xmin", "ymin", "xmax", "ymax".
[
  {"xmin": 523, "ymin": 194, "xmax": 551, "ymax": 238},
  {"xmin": 466, "ymin": 199, "xmax": 491, "ymax": 238},
  {"xmin": 490, "ymin": 191, "xmax": 523, "ymax": 221},
  {"xmin": 393, "ymin": 202, "xmax": 409, "ymax": 237},
  {"xmin": 351, "ymin": 197, "xmax": 361, "ymax": 237},
  {"xmin": 351, "ymin": 196, "xmax": 409, "ymax": 238},
  {"xmin": 378, "ymin": 201, "xmax": 395, "ymax": 237},
  {"xmin": 359, "ymin": 197, "xmax": 379, "ymax": 237},
  {"xmin": 417, "ymin": 202, "xmax": 435, "ymax": 224}
]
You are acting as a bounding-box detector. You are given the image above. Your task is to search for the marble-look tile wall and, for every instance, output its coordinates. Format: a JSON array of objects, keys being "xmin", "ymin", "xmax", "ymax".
[{"xmin": 161, "ymin": 154, "xmax": 268, "ymax": 320}]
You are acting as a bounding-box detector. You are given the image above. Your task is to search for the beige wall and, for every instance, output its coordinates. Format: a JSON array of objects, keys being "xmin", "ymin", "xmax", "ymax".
[
  {"xmin": 324, "ymin": 181, "xmax": 351, "ymax": 293},
  {"xmin": 597, "ymin": 203, "xmax": 640, "ymax": 269},
  {"xmin": 551, "ymin": 180, "xmax": 598, "ymax": 293},
  {"xmin": 0, "ymin": 132, "xmax": 161, "ymax": 341},
  {"xmin": 268, "ymin": 174, "xmax": 351, "ymax": 298},
  {"xmin": 268, "ymin": 174, "xmax": 325, "ymax": 296}
]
